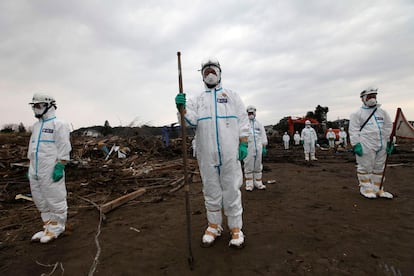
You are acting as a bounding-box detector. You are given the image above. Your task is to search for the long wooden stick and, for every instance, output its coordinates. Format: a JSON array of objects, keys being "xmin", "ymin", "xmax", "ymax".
[
  {"xmin": 380, "ymin": 108, "xmax": 400, "ymax": 190},
  {"xmin": 177, "ymin": 51, "xmax": 194, "ymax": 269}
]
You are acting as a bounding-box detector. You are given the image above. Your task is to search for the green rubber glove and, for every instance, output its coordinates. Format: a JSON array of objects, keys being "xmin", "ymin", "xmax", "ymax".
[
  {"xmin": 52, "ymin": 162, "xmax": 65, "ymax": 182},
  {"xmin": 300, "ymin": 140, "xmax": 304, "ymax": 145},
  {"xmin": 353, "ymin": 143, "xmax": 363, "ymax": 157},
  {"xmin": 238, "ymin": 142, "xmax": 248, "ymax": 161},
  {"xmin": 386, "ymin": 141, "xmax": 394, "ymax": 155},
  {"xmin": 175, "ymin": 93, "xmax": 186, "ymax": 111},
  {"xmin": 262, "ymin": 146, "xmax": 267, "ymax": 156}
]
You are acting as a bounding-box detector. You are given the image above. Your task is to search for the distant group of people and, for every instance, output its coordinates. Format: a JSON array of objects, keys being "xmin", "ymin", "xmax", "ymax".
[{"xmin": 26, "ymin": 56, "xmax": 394, "ymax": 250}]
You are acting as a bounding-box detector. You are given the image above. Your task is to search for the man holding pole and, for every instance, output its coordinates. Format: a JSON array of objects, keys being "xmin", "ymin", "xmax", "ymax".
[
  {"xmin": 175, "ymin": 57, "xmax": 250, "ymax": 248},
  {"xmin": 349, "ymin": 86, "xmax": 393, "ymax": 199}
]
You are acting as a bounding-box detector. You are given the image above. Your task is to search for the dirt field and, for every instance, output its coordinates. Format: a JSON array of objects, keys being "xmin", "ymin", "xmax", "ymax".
[{"xmin": 1, "ymin": 133, "xmax": 413, "ymax": 275}]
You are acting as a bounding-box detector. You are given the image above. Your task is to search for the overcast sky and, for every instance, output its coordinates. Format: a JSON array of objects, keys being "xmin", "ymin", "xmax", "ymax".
[{"xmin": 1, "ymin": 0, "xmax": 414, "ymax": 130}]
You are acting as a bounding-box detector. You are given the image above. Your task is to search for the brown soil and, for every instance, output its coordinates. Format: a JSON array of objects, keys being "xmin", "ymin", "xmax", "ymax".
[{"xmin": 1, "ymin": 133, "xmax": 413, "ymax": 275}]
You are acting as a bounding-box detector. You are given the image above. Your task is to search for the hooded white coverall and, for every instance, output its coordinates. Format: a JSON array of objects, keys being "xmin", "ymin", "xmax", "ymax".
[
  {"xmin": 293, "ymin": 132, "xmax": 301, "ymax": 145},
  {"xmin": 339, "ymin": 130, "xmax": 347, "ymax": 146},
  {"xmin": 326, "ymin": 130, "xmax": 336, "ymax": 148},
  {"xmin": 28, "ymin": 108, "xmax": 72, "ymax": 237},
  {"xmin": 349, "ymin": 104, "xmax": 392, "ymax": 198},
  {"xmin": 183, "ymin": 85, "xmax": 249, "ymax": 229},
  {"xmin": 301, "ymin": 126, "xmax": 318, "ymax": 160},
  {"xmin": 282, "ymin": 133, "xmax": 290, "ymax": 150},
  {"xmin": 244, "ymin": 118, "xmax": 268, "ymax": 186}
]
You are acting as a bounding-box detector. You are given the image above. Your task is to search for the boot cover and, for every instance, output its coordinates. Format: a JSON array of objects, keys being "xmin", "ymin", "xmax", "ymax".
[
  {"xmin": 229, "ymin": 228, "xmax": 245, "ymax": 249},
  {"xmin": 31, "ymin": 220, "xmax": 50, "ymax": 242},
  {"xmin": 311, "ymin": 153, "xmax": 318, "ymax": 161},
  {"xmin": 254, "ymin": 180, "xmax": 266, "ymax": 190},
  {"xmin": 305, "ymin": 153, "xmax": 310, "ymax": 161},
  {"xmin": 40, "ymin": 221, "xmax": 65, "ymax": 244},
  {"xmin": 377, "ymin": 189, "xmax": 393, "ymax": 199},
  {"xmin": 201, "ymin": 223, "xmax": 223, "ymax": 247},
  {"xmin": 31, "ymin": 230, "xmax": 46, "ymax": 242},
  {"xmin": 245, "ymin": 179, "xmax": 254, "ymax": 191},
  {"xmin": 359, "ymin": 185, "xmax": 377, "ymax": 199}
]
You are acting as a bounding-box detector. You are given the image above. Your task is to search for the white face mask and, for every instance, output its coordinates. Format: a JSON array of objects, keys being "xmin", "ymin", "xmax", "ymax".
[
  {"xmin": 365, "ymin": 98, "xmax": 377, "ymax": 107},
  {"xmin": 306, "ymin": 125, "xmax": 310, "ymax": 128},
  {"xmin": 32, "ymin": 104, "xmax": 47, "ymax": 118},
  {"xmin": 204, "ymin": 73, "xmax": 219, "ymax": 86},
  {"xmin": 248, "ymin": 114, "xmax": 255, "ymax": 120}
]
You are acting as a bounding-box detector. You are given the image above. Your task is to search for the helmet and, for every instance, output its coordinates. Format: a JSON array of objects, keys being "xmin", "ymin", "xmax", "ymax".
[
  {"xmin": 201, "ymin": 57, "xmax": 221, "ymax": 72},
  {"xmin": 246, "ymin": 105, "xmax": 256, "ymax": 113},
  {"xmin": 305, "ymin": 120, "xmax": 311, "ymax": 125},
  {"xmin": 29, "ymin": 93, "xmax": 57, "ymax": 118},
  {"xmin": 29, "ymin": 93, "xmax": 56, "ymax": 105},
  {"xmin": 360, "ymin": 86, "xmax": 378, "ymax": 107},
  {"xmin": 360, "ymin": 86, "xmax": 378, "ymax": 98},
  {"xmin": 201, "ymin": 57, "xmax": 221, "ymax": 88}
]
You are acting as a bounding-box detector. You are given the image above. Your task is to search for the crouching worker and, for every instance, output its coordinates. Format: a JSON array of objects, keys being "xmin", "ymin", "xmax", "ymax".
[
  {"xmin": 28, "ymin": 93, "xmax": 72, "ymax": 243},
  {"xmin": 175, "ymin": 57, "xmax": 250, "ymax": 248}
]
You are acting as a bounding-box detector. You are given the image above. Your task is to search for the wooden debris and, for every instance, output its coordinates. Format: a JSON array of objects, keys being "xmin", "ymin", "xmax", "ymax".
[{"xmin": 100, "ymin": 188, "xmax": 146, "ymax": 214}]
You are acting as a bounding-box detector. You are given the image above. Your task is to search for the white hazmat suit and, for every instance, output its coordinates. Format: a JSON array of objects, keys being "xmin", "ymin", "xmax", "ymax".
[
  {"xmin": 301, "ymin": 121, "xmax": 318, "ymax": 161},
  {"xmin": 326, "ymin": 128, "xmax": 336, "ymax": 148},
  {"xmin": 293, "ymin": 131, "xmax": 301, "ymax": 145},
  {"xmin": 349, "ymin": 87, "xmax": 393, "ymax": 199},
  {"xmin": 244, "ymin": 107, "xmax": 268, "ymax": 191},
  {"xmin": 282, "ymin": 132, "xmax": 290, "ymax": 150},
  {"xmin": 179, "ymin": 58, "xmax": 249, "ymax": 248},
  {"xmin": 338, "ymin": 128, "xmax": 347, "ymax": 146},
  {"xmin": 28, "ymin": 94, "xmax": 71, "ymax": 243}
]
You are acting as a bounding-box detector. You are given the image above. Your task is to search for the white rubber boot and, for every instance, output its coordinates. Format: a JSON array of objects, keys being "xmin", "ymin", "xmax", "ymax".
[
  {"xmin": 311, "ymin": 153, "xmax": 318, "ymax": 161},
  {"xmin": 305, "ymin": 153, "xmax": 309, "ymax": 161},
  {"xmin": 229, "ymin": 228, "xmax": 245, "ymax": 249},
  {"xmin": 201, "ymin": 223, "xmax": 223, "ymax": 247}
]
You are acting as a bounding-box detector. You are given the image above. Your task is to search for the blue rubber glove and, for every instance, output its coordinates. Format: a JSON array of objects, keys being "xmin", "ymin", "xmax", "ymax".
[
  {"xmin": 262, "ymin": 146, "xmax": 267, "ymax": 156},
  {"xmin": 353, "ymin": 143, "xmax": 363, "ymax": 157},
  {"xmin": 238, "ymin": 142, "xmax": 248, "ymax": 161},
  {"xmin": 386, "ymin": 141, "xmax": 394, "ymax": 155},
  {"xmin": 175, "ymin": 93, "xmax": 186, "ymax": 111},
  {"xmin": 52, "ymin": 162, "xmax": 65, "ymax": 182}
]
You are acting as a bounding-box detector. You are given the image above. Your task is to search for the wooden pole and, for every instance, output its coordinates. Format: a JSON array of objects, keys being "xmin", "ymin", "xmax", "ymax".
[{"xmin": 177, "ymin": 51, "xmax": 194, "ymax": 269}]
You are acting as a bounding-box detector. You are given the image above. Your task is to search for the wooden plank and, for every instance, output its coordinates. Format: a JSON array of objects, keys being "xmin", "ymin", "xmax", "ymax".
[{"xmin": 100, "ymin": 188, "xmax": 146, "ymax": 214}]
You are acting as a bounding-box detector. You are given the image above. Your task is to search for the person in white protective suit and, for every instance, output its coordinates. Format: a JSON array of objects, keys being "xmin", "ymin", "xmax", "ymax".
[
  {"xmin": 174, "ymin": 58, "xmax": 250, "ymax": 248},
  {"xmin": 349, "ymin": 87, "xmax": 393, "ymax": 199},
  {"xmin": 293, "ymin": 131, "xmax": 301, "ymax": 146},
  {"xmin": 326, "ymin": 128, "xmax": 336, "ymax": 149},
  {"xmin": 244, "ymin": 105, "xmax": 268, "ymax": 191},
  {"xmin": 338, "ymin": 127, "xmax": 347, "ymax": 147},
  {"xmin": 282, "ymin": 132, "xmax": 290, "ymax": 150},
  {"xmin": 300, "ymin": 120, "xmax": 318, "ymax": 161},
  {"xmin": 27, "ymin": 93, "xmax": 72, "ymax": 243}
]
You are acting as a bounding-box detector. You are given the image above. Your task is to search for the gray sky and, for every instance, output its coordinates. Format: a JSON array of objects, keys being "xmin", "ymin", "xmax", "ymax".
[{"xmin": 1, "ymin": 0, "xmax": 414, "ymax": 130}]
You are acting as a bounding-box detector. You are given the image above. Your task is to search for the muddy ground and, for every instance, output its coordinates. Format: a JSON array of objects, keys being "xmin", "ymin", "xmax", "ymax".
[{"xmin": 1, "ymin": 133, "xmax": 413, "ymax": 275}]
